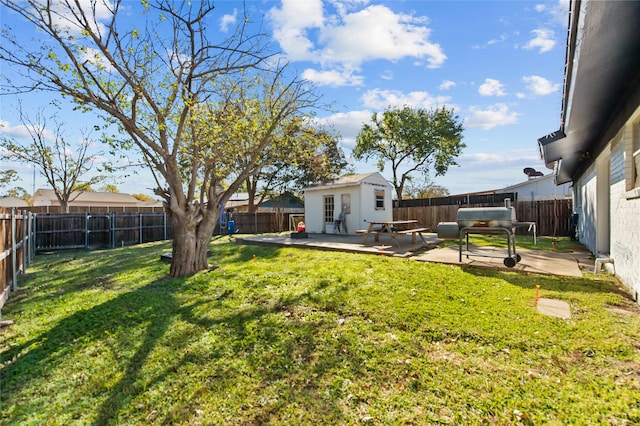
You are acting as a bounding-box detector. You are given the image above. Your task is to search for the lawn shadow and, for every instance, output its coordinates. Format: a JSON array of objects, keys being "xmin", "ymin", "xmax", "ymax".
[
  {"xmin": 210, "ymin": 238, "xmax": 284, "ymax": 263},
  {"xmin": 1, "ymin": 275, "xmax": 181, "ymax": 424},
  {"xmin": 460, "ymin": 265, "xmax": 634, "ymax": 299},
  {"xmin": 175, "ymin": 280, "xmax": 363, "ymax": 423}
]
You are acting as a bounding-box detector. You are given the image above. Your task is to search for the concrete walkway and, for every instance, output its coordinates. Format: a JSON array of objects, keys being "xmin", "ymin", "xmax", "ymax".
[
  {"xmin": 413, "ymin": 244, "xmax": 592, "ymax": 277},
  {"xmin": 237, "ymin": 232, "xmax": 593, "ymax": 277}
]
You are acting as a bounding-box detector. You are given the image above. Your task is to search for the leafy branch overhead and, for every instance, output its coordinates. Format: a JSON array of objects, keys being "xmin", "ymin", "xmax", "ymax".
[
  {"xmin": 0, "ymin": 0, "xmax": 329, "ymax": 276},
  {"xmin": 353, "ymin": 106, "xmax": 464, "ymax": 201}
]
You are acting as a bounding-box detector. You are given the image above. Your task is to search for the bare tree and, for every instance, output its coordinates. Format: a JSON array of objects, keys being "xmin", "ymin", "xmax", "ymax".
[
  {"xmin": 0, "ymin": 0, "xmax": 323, "ymax": 276},
  {"xmin": 1, "ymin": 105, "xmax": 105, "ymax": 212}
]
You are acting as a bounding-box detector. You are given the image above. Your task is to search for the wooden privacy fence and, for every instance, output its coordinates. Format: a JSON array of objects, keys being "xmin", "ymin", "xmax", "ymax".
[
  {"xmin": 26, "ymin": 205, "xmax": 166, "ymax": 214},
  {"xmin": 1, "ymin": 209, "xmax": 35, "ymax": 313},
  {"xmin": 393, "ymin": 199, "xmax": 573, "ymax": 236},
  {"xmin": 34, "ymin": 212, "xmax": 174, "ymax": 250},
  {"xmin": 34, "ymin": 211, "xmax": 292, "ymax": 250},
  {"xmin": 0, "ymin": 209, "xmax": 290, "ymax": 308},
  {"xmin": 220, "ymin": 212, "xmax": 292, "ymax": 235}
]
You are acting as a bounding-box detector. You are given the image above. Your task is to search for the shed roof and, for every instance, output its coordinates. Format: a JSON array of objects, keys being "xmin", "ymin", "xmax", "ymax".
[{"xmin": 303, "ymin": 172, "xmax": 389, "ymax": 192}]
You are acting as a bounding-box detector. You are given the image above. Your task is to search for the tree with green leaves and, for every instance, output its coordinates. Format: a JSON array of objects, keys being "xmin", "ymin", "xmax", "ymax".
[
  {"xmin": 0, "ymin": 169, "xmax": 19, "ymax": 193},
  {"xmin": 100, "ymin": 184, "xmax": 120, "ymax": 193},
  {"xmin": 402, "ymin": 176, "xmax": 449, "ymax": 199},
  {"xmin": 353, "ymin": 106, "xmax": 464, "ymax": 201},
  {"xmin": 0, "ymin": 0, "xmax": 324, "ymax": 276},
  {"xmin": 269, "ymin": 123, "xmax": 350, "ymax": 192},
  {"xmin": 0, "ymin": 169, "xmax": 30, "ymax": 201},
  {"xmin": 0, "ymin": 105, "xmax": 106, "ymax": 212},
  {"xmin": 244, "ymin": 121, "xmax": 349, "ymax": 212}
]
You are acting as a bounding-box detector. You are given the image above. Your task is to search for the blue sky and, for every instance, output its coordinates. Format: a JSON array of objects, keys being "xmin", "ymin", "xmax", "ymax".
[{"xmin": 1, "ymin": 0, "xmax": 569, "ymax": 197}]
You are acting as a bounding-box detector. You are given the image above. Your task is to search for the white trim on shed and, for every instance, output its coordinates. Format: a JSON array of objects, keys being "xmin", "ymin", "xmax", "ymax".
[{"xmin": 302, "ymin": 172, "xmax": 393, "ymax": 234}]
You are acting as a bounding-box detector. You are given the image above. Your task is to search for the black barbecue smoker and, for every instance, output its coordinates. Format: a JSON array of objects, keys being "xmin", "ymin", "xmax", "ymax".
[{"xmin": 436, "ymin": 199, "xmax": 536, "ymax": 268}]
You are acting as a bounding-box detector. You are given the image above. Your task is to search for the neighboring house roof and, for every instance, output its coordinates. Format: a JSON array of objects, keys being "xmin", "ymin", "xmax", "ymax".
[
  {"xmin": 538, "ymin": 1, "xmax": 640, "ymax": 184},
  {"xmin": 31, "ymin": 188, "xmax": 141, "ymax": 206},
  {"xmin": 497, "ymin": 174, "xmax": 571, "ymax": 200},
  {"xmin": 137, "ymin": 200, "xmax": 165, "ymax": 208},
  {"xmin": 302, "ymin": 172, "xmax": 390, "ymax": 191},
  {"xmin": 258, "ymin": 193, "xmax": 304, "ymax": 209},
  {"xmin": 0, "ymin": 196, "xmax": 29, "ymax": 208},
  {"xmin": 224, "ymin": 192, "xmax": 260, "ymax": 210}
]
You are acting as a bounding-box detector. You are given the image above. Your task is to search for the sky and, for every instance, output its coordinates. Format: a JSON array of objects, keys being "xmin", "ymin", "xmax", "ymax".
[{"xmin": 0, "ymin": 0, "xmax": 570, "ymax": 198}]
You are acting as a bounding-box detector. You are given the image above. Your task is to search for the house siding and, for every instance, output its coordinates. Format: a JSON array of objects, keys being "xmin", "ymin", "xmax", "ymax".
[
  {"xmin": 576, "ymin": 166, "xmax": 597, "ymax": 254},
  {"xmin": 575, "ymin": 110, "xmax": 640, "ymax": 299},
  {"xmin": 609, "ymin": 121, "xmax": 640, "ymax": 298}
]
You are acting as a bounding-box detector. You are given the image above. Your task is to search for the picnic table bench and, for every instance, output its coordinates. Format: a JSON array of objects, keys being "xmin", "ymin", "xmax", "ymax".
[{"xmin": 357, "ymin": 220, "xmax": 429, "ymax": 247}]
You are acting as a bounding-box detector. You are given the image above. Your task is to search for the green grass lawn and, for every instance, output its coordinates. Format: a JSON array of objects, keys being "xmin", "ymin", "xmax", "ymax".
[
  {"xmin": 438, "ymin": 234, "xmax": 588, "ymax": 253},
  {"xmin": 1, "ymin": 238, "xmax": 639, "ymax": 425}
]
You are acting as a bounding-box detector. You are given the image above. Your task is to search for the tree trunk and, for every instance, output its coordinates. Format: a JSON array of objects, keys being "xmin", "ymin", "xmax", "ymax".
[
  {"xmin": 246, "ymin": 177, "xmax": 257, "ymax": 213},
  {"xmin": 394, "ymin": 185, "xmax": 404, "ymax": 202},
  {"xmin": 168, "ymin": 207, "xmax": 217, "ymax": 277}
]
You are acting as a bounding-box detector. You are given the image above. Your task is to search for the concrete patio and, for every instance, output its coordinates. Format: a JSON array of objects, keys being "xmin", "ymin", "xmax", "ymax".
[{"xmin": 236, "ymin": 232, "xmax": 594, "ymax": 278}]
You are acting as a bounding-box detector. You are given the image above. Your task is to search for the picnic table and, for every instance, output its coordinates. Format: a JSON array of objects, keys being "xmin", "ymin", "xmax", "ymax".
[{"xmin": 355, "ymin": 220, "xmax": 429, "ymax": 247}]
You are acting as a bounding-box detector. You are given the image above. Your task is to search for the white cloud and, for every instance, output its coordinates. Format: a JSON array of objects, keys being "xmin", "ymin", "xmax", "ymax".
[
  {"xmin": 322, "ymin": 5, "xmax": 446, "ymax": 67},
  {"xmin": 488, "ymin": 33, "xmax": 508, "ymax": 46},
  {"xmin": 220, "ymin": 9, "xmax": 237, "ymax": 32},
  {"xmin": 301, "ymin": 68, "xmax": 364, "ymax": 87},
  {"xmin": 314, "ymin": 110, "xmax": 373, "ymax": 148},
  {"xmin": 380, "ymin": 70, "xmax": 394, "ymax": 81},
  {"xmin": 522, "ymin": 75, "xmax": 560, "ymax": 96},
  {"xmin": 462, "ymin": 148, "xmax": 540, "ymax": 165},
  {"xmin": 439, "ymin": 80, "xmax": 456, "ymax": 90},
  {"xmin": 0, "ymin": 119, "xmax": 54, "ymax": 141},
  {"xmin": 523, "ymin": 28, "xmax": 556, "ymax": 53},
  {"xmin": 536, "ymin": 1, "xmax": 570, "ymax": 26},
  {"xmin": 267, "ymin": 0, "xmax": 325, "ymax": 61},
  {"xmin": 327, "ymin": 0, "xmax": 370, "ymax": 16},
  {"xmin": 361, "ymin": 88, "xmax": 451, "ymax": 110},
  {"xmin": 268, "ymin": 2, "xmax": 446, "ymax": 68},
  {"xmin": 478, "ymin": 78, "xmax": 506, "ymax": 97},
  {"xmin": 44, "ymin": 0, "xmax": 113, "ymax": 36},
  {"xmin": 80, "ymin": 47, "xmax": 115, "ymax": 73},
  {"xmin": 464, "ymin": 103, "xmax": 519, "ymax": 130}
]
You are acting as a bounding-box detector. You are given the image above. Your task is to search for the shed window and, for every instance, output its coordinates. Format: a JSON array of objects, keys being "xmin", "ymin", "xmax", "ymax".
[{"xmin": 375, "ymin": 189, "xmax": 385, "ymax": 210}]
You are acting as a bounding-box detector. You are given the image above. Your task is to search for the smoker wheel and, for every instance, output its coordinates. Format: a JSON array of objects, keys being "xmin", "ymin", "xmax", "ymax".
[{"xmin": 503, "ymin": 257, "xmax": 517, "ymax": 268}]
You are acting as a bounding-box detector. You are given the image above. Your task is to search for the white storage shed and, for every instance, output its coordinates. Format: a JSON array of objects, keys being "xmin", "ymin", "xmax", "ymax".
[{"xmin": 302, "ymin": 172, "xmax": 393, "ymax": 234}]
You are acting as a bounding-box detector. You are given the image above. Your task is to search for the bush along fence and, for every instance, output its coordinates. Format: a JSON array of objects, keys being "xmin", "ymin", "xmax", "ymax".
[{"xmin": 1, "ymin": 209, "xmax": 35, "ymax": 315}]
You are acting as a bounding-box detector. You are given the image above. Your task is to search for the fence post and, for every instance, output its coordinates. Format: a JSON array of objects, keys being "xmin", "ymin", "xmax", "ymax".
[
  {"xmin": 163, "ymin": 212, "xmax": 167, "ymax": 240},
  {"xmin": 27, "ymin": 211, "xmax": 32, "ymax": 262},
  {"xmin": 11, "ymin": 208, "xmax": 17, "ymax": 291},
  {"xmin": 139, "ymin": 213, "xmax": 143, "ymax": 244},
  {"xmin": 21, "ymin": 210, "xmax": 28, "ymax": 273},
  {"xmin": 33, "ymin": 213, "xmax": 38, "ymax": 253},
  {"xmin": 109, "ymin": 212, "xmax": 114, "ymax": 248},
  {"xmin": 85, "ymin": 213, "xmax": 90, "ymax": 249}
]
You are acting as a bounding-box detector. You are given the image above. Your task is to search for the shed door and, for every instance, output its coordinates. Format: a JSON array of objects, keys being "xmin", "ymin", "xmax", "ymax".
[{"xmin": 323, "ymin": 195, "xmax": 335, "ymax": 232}]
